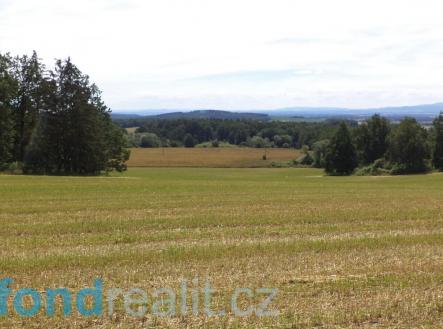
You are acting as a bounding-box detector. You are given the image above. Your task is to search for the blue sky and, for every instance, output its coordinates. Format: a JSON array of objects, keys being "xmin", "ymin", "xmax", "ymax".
[{"xmin": 1, "ymin": 0, "xmax": 443, "ymax": 111}]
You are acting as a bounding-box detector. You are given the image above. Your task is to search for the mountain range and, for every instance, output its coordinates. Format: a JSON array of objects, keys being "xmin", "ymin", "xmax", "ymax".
[{"xmin": 112, "ymin": 102, "xmax": 443, "ymax": 122}]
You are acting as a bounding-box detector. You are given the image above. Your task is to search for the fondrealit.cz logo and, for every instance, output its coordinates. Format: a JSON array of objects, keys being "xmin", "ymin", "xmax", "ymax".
[{"xmin": 0, "ymin": 277, "xmax": 279, "ymax": 318}]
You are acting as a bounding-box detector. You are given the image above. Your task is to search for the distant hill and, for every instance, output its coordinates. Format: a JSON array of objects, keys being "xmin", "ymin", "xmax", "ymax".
[
  {"xmin": 111, "ymin": 113, "xmax": 142, "ymax": 120},
  {"xmin": 269, "ymin": 103, "xmax": 443, "ymax": 122},
  {"xmin": 112, "ymin": 103, "xmax": 443, "ymax": 123},
  {"xmin": 151, "ymin": 110, "xmax": 270, "ymax": 120}
]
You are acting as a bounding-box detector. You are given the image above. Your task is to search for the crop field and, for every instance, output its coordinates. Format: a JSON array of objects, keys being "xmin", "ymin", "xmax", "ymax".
[
  {"xmin": 1, "ymin": 168, "xmax": 443, "ymax": 328},
  {"xmin": 126, "ymin": 147, "xmax": 301, "ymax": 167}
]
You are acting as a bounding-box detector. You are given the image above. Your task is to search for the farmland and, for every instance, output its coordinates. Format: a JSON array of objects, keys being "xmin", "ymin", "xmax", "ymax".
[
  {"xmin": 1, "ymin": 167, "xmax": 443, "ymax": 328},
  {"xmin": 126, "ymin": 147, "xmax": 301, "ymax": 167}
]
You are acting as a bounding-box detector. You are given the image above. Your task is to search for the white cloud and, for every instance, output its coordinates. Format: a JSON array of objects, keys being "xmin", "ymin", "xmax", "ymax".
[{"xmin": 1, "ymin": 0, "xmax": 443, "ymax": 110}]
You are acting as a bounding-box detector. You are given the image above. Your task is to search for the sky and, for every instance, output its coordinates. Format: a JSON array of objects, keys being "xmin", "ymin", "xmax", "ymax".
[{"xmin": 1, "ymin": 0, "xmax": 443, "ymax": 111}]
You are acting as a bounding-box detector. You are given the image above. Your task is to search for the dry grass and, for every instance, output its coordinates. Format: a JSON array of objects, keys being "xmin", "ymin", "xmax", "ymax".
[
  {"xmin": 0, "ymin": 168, "xmax": 442, "ymax": 328},
  {"xmin": 126, "ymin": 147, "xmax": 301, "ymax": 167}
]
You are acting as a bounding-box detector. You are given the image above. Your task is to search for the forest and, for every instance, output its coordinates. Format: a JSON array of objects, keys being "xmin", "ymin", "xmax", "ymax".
[{"xmin": 116, "ymin": 117, "xmax": 356, "ymax": 148}]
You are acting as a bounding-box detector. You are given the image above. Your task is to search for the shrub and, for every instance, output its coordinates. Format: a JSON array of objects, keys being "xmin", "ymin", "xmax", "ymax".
[
  {"xmin": 248, "ymin": 136, "xmax": 267, "ymax": 148},
  {"xmin": 5, "ymin": 161, "xmax": 23, "ymax": 174},
  {"xmin": 296, "ymin": 152, "xmax": 314, "ymax": 166},
  {"xmin": 140, "ymin": 133, "xmax": 161, "ymax": 148},
  {"xmin": 354, "ymin": 159, "xmax": 389, "ymax": 176},
  {"xmin": 312, "ymin": 140, "xmax": 329, "ymax": 168},
  {"xmin": 389, "ymin": 162, "xmax": 431, "ymax": 175},
  {"xmin": 183, "ymin": 134, "xmax": 197, "ymax": 148}
]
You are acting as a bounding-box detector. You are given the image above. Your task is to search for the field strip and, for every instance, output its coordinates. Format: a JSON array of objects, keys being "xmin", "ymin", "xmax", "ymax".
[
  {"xmin": 1, "ymin": 231, "xmax": 442, "ymax": 267},
  {"xmin": 3, "ymin": 225, "xmax": 443, "ymax": 249}
]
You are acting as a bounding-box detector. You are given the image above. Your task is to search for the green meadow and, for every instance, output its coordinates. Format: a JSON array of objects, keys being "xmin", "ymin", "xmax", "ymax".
[{"xmin": 1, "ymin": 168, "xmax": 443, "ymax": 328}]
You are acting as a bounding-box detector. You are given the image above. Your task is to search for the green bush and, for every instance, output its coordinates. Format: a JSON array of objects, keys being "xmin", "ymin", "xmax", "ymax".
[
  {"xmin": 4, "ymin": 161, "xmax": 23, "ymax": 174},
  {"xmin": 312, "ymin": 140, "xmax": 329, "ymax": 168},
  {"xmin": 183, "ymin": 134, "xmax": 197, "ymax": 148},
  {"xmin": 354, "ymin": 159, "xmax": 389, "ymax": 176},
  {"xmin": 296, "ymin": 153, "xmax": 314, "ymax": 166},
  {"xmin": 247, "ymin": 136, "xmax": 271, "ymax": 148},
  {"xmin": 140, "ymin": 133, "xmax": 161, "ymax": 148},
  {"xmin": 389, "ymin": 162, "xmax": 431, "ymax": 175}
]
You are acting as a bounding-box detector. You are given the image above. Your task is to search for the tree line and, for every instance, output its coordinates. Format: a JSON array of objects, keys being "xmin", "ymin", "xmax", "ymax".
[
  {"xmin": 117, "ymin": 117, "xmax": 356, "ymax": 149},
  {"xmin": 321, "ymin": 114, "xmax": 443, "ymax": 175},
  {"xmin": 117, "ymin": 113, "xmax": 443, "ymax": 175},
  {"xmin": 0, "ymin": 52, "xmax": 129, "ymax": 175}
]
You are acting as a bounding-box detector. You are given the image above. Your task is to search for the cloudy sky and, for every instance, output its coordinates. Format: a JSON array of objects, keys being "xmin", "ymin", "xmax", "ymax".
[{"xmin": 1, "ymin": 0, "xmax": 443, "ymax": 111}]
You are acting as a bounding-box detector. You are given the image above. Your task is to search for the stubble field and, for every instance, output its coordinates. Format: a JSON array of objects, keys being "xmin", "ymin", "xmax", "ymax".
[
  {"xmin": 0, "ymin": 167, "xmax": 443, "ymax": 328},
  {"xmin": 126, "ymin": 147, "xmax": 300, "ymax": 167}
]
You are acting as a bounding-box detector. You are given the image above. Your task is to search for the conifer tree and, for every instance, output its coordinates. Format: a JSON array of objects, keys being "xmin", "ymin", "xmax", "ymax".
[
  {"xmin": 12, "ymin": 51, "xmax": 45, "ymax": 161},
  {"xmin": 23, "ymin": 58, "xmax": 129, "ymax": 174},
  {"xmin": 0, "ymin": 54, "xmax": 17, "ymax": 170}
]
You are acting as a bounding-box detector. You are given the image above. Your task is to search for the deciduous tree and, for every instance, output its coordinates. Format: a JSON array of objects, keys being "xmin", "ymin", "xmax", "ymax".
[
  {"xmin": 325, "ymin": 122, "xmax": 357, "ymax": 175},
  {"xmin": 387, "ymin": 117, "xmax": 429, "ymax": 174}
]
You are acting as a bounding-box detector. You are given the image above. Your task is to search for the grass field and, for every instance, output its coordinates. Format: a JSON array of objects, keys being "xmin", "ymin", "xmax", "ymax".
[
  {"xmin": 126, "ymin": 147, "xmax": 301, "ymax": 167},
  {"xmin": 1, "ymin": 168, "xmax": 443, "ymax": 328}
]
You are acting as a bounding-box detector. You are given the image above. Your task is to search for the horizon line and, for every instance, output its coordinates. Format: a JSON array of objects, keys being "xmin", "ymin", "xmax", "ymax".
[{"xmin": 111, "ymin": 101, "xmax": 443, "ymax": 113}]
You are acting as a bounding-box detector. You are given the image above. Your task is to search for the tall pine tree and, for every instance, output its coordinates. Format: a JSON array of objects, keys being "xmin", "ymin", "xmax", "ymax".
[
  {"xmin": 12, "ymin": 51, "xmax": 45, "ymax": 161},
  {"xmin": 23, "ymin": 58, "xmax": 129, "ymax": 174},
  {"xmin": 0, "ymin": 54, "xmax": 17, "ymax": 170}
]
